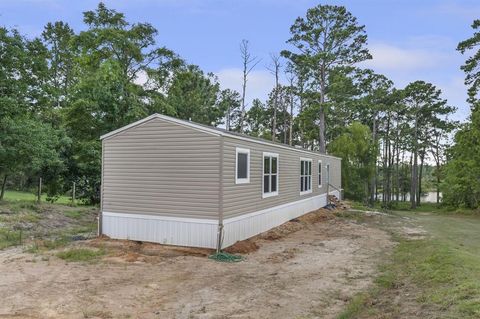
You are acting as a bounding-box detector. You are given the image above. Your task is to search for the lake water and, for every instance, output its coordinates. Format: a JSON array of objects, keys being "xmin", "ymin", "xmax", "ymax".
[{"xmin": 377, "ymin": 192, "xmax": 442, "ymax": 203}]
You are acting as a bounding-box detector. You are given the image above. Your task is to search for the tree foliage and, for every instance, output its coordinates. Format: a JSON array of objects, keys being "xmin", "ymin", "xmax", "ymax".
[
  {"xmin": 282, "ymin": 5, "xmax": 371, "ymax": 153},
  {"xmin": 0, "ymin": 2, "xmax": 467, "ymax": 209},
  {"xmin": 442, "ymin": 108, "xmax": 480, "ymax": 208},
  {"xmin": 458, "ymin": 19, "xmax": 480, "ymax": 102},
  {"xmin": 329, "ymin": 122, "xmax": 375, "ymax": 202}
]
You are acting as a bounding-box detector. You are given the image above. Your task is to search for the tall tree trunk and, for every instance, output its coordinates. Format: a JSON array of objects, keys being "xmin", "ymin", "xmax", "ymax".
[
  {"xmin": 269, "ymin": 54, "xmax": 280, "ymax": 142},
  {"xmin": 318, "ymin": 65, "xmax": 326, "ymax": 153},
  {"xmin": 436, "ymin": 159, "xmax": 441, "ymax": 204},
  {"xmin": 239, "ymin": 40, "xmax": 260, "ymax": 132},
  {"xmin": 417, "ymin": 152, "xmax": 425, "ymax": 206},
  {"xmin": 226, "ymin": 104, "xmax": 231, "ymax": 131},
  {"xmin": 411, "ymin": 118, "xmax": 418, "ymax": 209},
  {"xmin": 283, "ymin": 108, "xmax": 288, "ymax": 144},
  {"xmin": 289, "ymin": 97, "xmax": 294, "ymax": 146},
  {"xmin": 395, "ymin": 142, "xmax": 400, "ymax": 202},
  {"xmin": 383, "ymin": 116, "xmax": 391, "ymax": 207},
  {"xmin": 382, "ymin": 139, "xmax": 387, "ymax": 206},
  {"xmin": 411, "ymin": 155, "xmax": 418, "ymax": 208},
  {"xmin": 240, "ymin": 66, "xmax": 247, "ymax": 132},
  {"xmin": 318, "ymin": 107, "xmax": 326, "ymax": 153},
  {"xmin": 298, "ymin": 91, "xmax": 305, "ymax": 147},
  {"xmin": 272, "ymin": 89, "xmax": 278, "ymax": 142},
  {"xmin": 388, "ymin": 132, "xmax": 393, "ymax": 203},
  {"xmin": 369, "ymin": 114, "xmax": 377, "ymax": 207},
  {"xmin": 37, "ymin": 177, "xmax": 42, "ymax": 203},
  {"xmin": 0, "ymin": 174, "xmax": 7, "ymax": 201}
]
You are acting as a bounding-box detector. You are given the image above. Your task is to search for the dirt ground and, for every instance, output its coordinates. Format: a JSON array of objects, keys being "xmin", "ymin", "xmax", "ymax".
[{"xmin": 0, "ymin": 205, "xmax": 395, "ymax": 319}]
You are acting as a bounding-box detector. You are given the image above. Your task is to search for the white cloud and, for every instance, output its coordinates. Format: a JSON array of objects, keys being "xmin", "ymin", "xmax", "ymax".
[
  {"xmin": 215, "ymin": 68, "xmax": 275, "ymax": 106},
  {"xmin": 361, "ymin": 43, "xmax": 447, "ymax": 71}
]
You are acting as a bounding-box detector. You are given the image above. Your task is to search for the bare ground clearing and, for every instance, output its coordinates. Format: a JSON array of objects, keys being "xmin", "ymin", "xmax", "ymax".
[{"xmin": 0, "ymin": 206, "xmax": 396, "ymax": 319}]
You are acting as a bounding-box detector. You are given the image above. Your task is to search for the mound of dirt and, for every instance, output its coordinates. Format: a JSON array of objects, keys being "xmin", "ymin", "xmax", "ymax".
[
  {"xmin": 90, "ymin": 197, "xmax": 347, "ymax": 259},
  {"xmin": 259, "ymin": 208, "xmax": 337, "ymax": 242},
  {"xmin": 224, "ymin": 239, "xmax": 259, "ymax": 254},
  {"xmin": 89, "ymin": 237, "xmax": 213, "ymax": 262},
  {"xmin": 226, "ymin": 197, "xmax": 347, "ymax": 253}
]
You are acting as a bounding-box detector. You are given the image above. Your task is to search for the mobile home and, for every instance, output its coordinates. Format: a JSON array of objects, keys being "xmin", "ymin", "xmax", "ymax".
[{"xmin": 100, "ymin": 114, "xmax": 342, "ymax": 250}]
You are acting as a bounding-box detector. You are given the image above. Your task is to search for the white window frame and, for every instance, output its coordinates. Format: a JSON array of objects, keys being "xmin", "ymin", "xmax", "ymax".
[
  {"xmin": 318, "ymin": 160, "xmax": 323, "ymax": 188},
  {"xmin": 262, "ymin": 152, "xmax": 279, "ymax": 198},
  {"xmin": 300, "ymin": 157, "xmax": 313, "ymax": 195},
  {"xmin": 235, "ymin": 147, "xmax": 250, "ymax": 184}
]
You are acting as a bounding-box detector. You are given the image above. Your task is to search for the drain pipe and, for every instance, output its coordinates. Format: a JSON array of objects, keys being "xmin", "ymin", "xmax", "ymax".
[{"xmin": 216, "ymin": 135, "xmax": 225, "ymax": 253}]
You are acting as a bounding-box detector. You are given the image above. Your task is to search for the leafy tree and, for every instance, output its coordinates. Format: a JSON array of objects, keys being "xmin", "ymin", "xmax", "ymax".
[
  {"xmin": 457, "ymin": 19, "xmax": 480, "ymax": 102},
  {"xmin": 0, "ymin": 28, "xmax": 30, "ymax": 118},
  {"xmin": 0, "ymin": 116, "xmax": 66, "ymax": 200},
  {"xmin": 403, "ymin": 81, "xmax": 455, "ymax": 208},
  {"xmin": 166, "ymin": 65, "xmax": 226, "ymax": 126},
  {"xmin": 266, "ymin": 85, "xmax": 292, "ymax": 143},
  {"xmin": 245, "ymin": 99, "xmax": 270, "ymax": 138},
  {"xmin": 219, "ymin": 89, "xmax": 242, "ymax": 131},
  {"xmin": 442, "ymin": 107, "xmax": 480, "ymax": 208},
  {"xmin": 355, "ymin": 70, "xmax": 394, "ymax": 205},
  {"xmin": 63, "ymin": 3, "xmax": 184, "ymax": 202},
  {"xmin": 282, "ymin": 5, "xmax": 371, "ymax": 153},
  {"xmin": 442, "ymin": 19, "xmax": 480, "ymax": 208},
  {"xmin": 329, "ymin": 122, "xmax": 375, "ymax": 203},
  {"xmin": 42, "ymin": 21, "xmax": 76, "ymax": 124}
]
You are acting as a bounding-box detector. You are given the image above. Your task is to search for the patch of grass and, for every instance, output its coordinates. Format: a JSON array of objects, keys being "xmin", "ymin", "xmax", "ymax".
[
  {"xmin": 24, "ymin": 242, "xmax": 40, "ymax": 254},
  {"xmin": 44, "ymin": 236, "xmax": 72, "ymax": 249},
  {"xmin": 337, "ymin": 212, "xmax": 480, "ymax": 319},
  {"xmin": 68, "ymin": 222, "xmax": 97, "ymax": 234},
  {"xmin": 0, "ymin": 228, "xmax": 23, "ymax": 249},
  {"xmin": 349, "ymin": 202, "xmax": 371, "ymax": 211},
  {"xmin": 24, "ymin": 236, "xmax": 72, "ymax": 253},
  {"xmin": 334, "ymin": 210, "xmax": 367, "ymax": 223},
  {"xmin": 64, "ymin": 210, "xmax": 84, "ymax": 219},
  {"xmin": 349, "ymin": 200, "xmax": 479, "ymax": 215},
  {"xmin": 57, "ymin": 248, "xmax": 105, "ymax": 262},
  {"xmin": 337, "ymin": 293, "xmax": 373, "ymax": 319},
  {"xmin": 3, "ymin": 190, "xmax": 73, "ymax": 205},
  {"xmin": 23, "ymin": 221, "xmax": 97, "ymax": 254},
  {"xmin": 0, "ymin": 211, "xmax": 40, "ymax": 224}
]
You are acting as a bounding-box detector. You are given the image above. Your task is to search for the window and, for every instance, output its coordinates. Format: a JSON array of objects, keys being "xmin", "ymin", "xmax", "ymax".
[
  {"xmin": 318, "ymin": 160, "xmax": 322, "ymax": 188},
  {"xmin": 326, "ymin": 163, "xmax": 330, "ymax": 185},
  {"xmin": 235, "ymin": 147, "xmax": 250, "ymax": 184},
  {"xmin": 300, "ymin": 158, "xmax": 312, "ymax": 195},
  {"xmin": 263, "ymin": 152, "xmax": 279, "ymax": 198}
]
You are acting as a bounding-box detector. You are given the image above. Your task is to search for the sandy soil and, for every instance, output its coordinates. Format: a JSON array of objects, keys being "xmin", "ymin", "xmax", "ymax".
[{"xmin": 0, "ymin": 209, "xmax": 394, "ymax": 319}]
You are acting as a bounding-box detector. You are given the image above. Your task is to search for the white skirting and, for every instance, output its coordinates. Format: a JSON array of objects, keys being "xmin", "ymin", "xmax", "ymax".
[
  {"xmin": 102, "ymin": 212, "xmax": 218, "ymax": 248},
  {"xmin": 102, "ymin": 190, "xmax": 340, "ymax": 249}
]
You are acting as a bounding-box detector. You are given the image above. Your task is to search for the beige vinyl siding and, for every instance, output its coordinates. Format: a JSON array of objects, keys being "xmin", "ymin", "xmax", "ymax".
[
  {"xmin": 324, "ymin": 156, "xmax": 342, "ymax": 188},
  {"xmin": 102, "ymin": 117, "xmax": 220, "ymax": 219},
  {"xmin": 222, "ymin": 136, "xmax": 342, "ymax": 219}
]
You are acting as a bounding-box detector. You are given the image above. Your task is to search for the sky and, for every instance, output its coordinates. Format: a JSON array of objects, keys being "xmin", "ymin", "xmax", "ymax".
[{"xmin": 1, "ymin": 0, "xmax": 479, "ymax": 122}]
